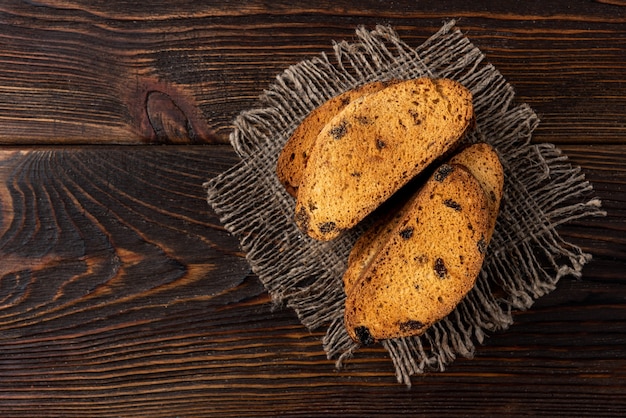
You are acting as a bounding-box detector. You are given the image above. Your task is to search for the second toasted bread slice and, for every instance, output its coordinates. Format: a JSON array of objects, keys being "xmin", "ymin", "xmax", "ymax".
[
  {"xmin": 342, "ymin": 143, "xmax": 503, "ymax": 297},
  {"xmin": 343, "ymin": 143, "xmax": 504, "ymax": 345},
  {"xmin": 344, "ymin": 164, "xmax": 491, "ymax": 344}
]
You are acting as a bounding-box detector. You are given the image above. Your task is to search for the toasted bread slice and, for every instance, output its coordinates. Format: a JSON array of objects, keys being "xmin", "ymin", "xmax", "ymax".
[
  {"xmin": 295, "ymin": 77, "xmax": 474, "ymax": 240},
  {"xmin": 342, "ymin": 143, "xmax": 503, "ymax": 299},
  {"xmin": 342, "ymin": 208, "xmax": 407, "ymax": 297},
  {"xmin": 344, "ymin": 163, "xmax": 494, "ymax": 345},
  {"xmin": 276, "ymin": 81, "xmax": 394, "ymax": 197},
  {"xmin": 449, "ymin": 142, "xmax": 504, "ymax": 242}
]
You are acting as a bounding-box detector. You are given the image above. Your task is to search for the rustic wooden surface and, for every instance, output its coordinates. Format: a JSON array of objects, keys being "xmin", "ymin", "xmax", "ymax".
[{"xmin": 1, "ymin": 1, "xmax": 625, "ymax": 416}]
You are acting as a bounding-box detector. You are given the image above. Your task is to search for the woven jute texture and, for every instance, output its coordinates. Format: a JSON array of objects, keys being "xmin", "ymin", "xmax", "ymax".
[{"xmin": 205, "ymin": 21, "xmax": 606, "ymax": 386}]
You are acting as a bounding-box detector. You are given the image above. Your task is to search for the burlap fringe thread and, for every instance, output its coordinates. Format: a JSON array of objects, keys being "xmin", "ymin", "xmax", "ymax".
[{"xmin": 205, "ymin": 21, "xmax": 606, "ymax": 386}]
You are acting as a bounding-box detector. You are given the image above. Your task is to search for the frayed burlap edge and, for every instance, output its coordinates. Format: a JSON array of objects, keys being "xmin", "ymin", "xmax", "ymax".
[{"xmin": 205, "ymin": 21, "xmax": 606, "ymax": 386}]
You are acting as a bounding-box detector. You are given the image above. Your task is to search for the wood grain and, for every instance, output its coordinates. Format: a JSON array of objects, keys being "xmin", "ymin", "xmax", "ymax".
[
  {"xmin": 0, "ymin": 144, "xmax": 623, "ymax": 416},
  {"xmin": 1, "ymin": 1, "xmax": 625, "ymax": 144},
  {"xmin": 0, "ymin": 146, "xmax": 250, "ymax": 341},
  {"xmin": 0, "ymin": 0, "xmax": 625, "ymax": 416}
]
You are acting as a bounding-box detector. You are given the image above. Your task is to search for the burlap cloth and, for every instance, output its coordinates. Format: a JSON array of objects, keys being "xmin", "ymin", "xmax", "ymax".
[{"xmin": 205, "ymin": 21, "xmax": 606, "ymax": 386}]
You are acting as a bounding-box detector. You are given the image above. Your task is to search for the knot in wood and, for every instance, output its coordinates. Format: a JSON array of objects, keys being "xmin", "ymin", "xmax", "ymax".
[{"xmin": 146, "ymin": 91, "xmax": 197, "ymax": 144}]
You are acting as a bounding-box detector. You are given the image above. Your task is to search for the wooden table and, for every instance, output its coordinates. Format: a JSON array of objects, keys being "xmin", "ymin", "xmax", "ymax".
[{"xmin": 1, "ymin": 1, "xmax": 625, "ymax": 416}]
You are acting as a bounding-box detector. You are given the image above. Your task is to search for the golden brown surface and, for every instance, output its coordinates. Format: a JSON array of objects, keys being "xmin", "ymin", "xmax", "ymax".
[
  {"xmin": 449, "ymin": 142, "xmax": 505, "ymax": 241},
  {"xmin": 295, "ymin": 78, "xmax": 473, "ymax": 240},
  {"xmin": 343, "ymin": 208, "xmax": 407, "ymax": 297},
  {"xmin": 0, "ymin": 1, "xmax": 625, "ymax": 416},
  {"xmin": 344, "ymin": 164, "xmax": 491, "ymax": 343},
  {"xmin": 276, "ymin": 80, "xmax": 393, "ymax": 196},
  {"xmin": 343, "ymin": 143, "xmax": 504, "ymax": 344},
  {"xmin": 343, "ymin": 143, "xmax": 504, "ymax": 297}
]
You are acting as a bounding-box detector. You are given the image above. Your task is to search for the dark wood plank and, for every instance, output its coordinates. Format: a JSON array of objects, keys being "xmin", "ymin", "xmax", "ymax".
[
  {"xmin": 0, "ymin": 146, "xmax": 250, "ymax": 342},
  {"xmin": 0, "ymin": 144, "xmax": 624, "ymax": 416},
  {"xmin": 1, "ymin": 0, "xmax": 626, "ymax": 416},
  {"xmin": 0, "ymin": 1, "xmax": 624, "ymax": 144}
]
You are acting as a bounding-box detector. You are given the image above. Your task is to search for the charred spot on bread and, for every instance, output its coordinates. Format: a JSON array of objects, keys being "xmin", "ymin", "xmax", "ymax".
[
  {"xmin": 356, "ymin": 115, "xmax": 371, "ymax": 125},
  {"xmin": 354, "ymin": 326, "xmax": 374, "ymax": 346},
  {"xmin": 399, "ymin": 320, "xmax": 424, "ymax": 333},
  {"xmin": 329, "ymin": 120, "xmax": 348, "ymax": 140},
  {"xmin": 318, "ymin": 221, "xmax": 337, "ymax": 235},
  {"xmin": 444, "ymin": 198, "xmax": 462, "ymax": 211},
  {"xmin": 376, "ymin": 138, "xmax": 386, "ymax": 150},
  {"xmin": 434, "ymin": 257, "xmax": 447, "ymax": 279},
  {"xmin": 399, "ymin": 227, "xmax": 414, "ymax": 239},
  {"xmin": 434, "ymin": 164, "xmax": 455, "ymax": 182},
  {"xmin": 408, "ymin": 109, "xmax": 421, "ymax": 125}
]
